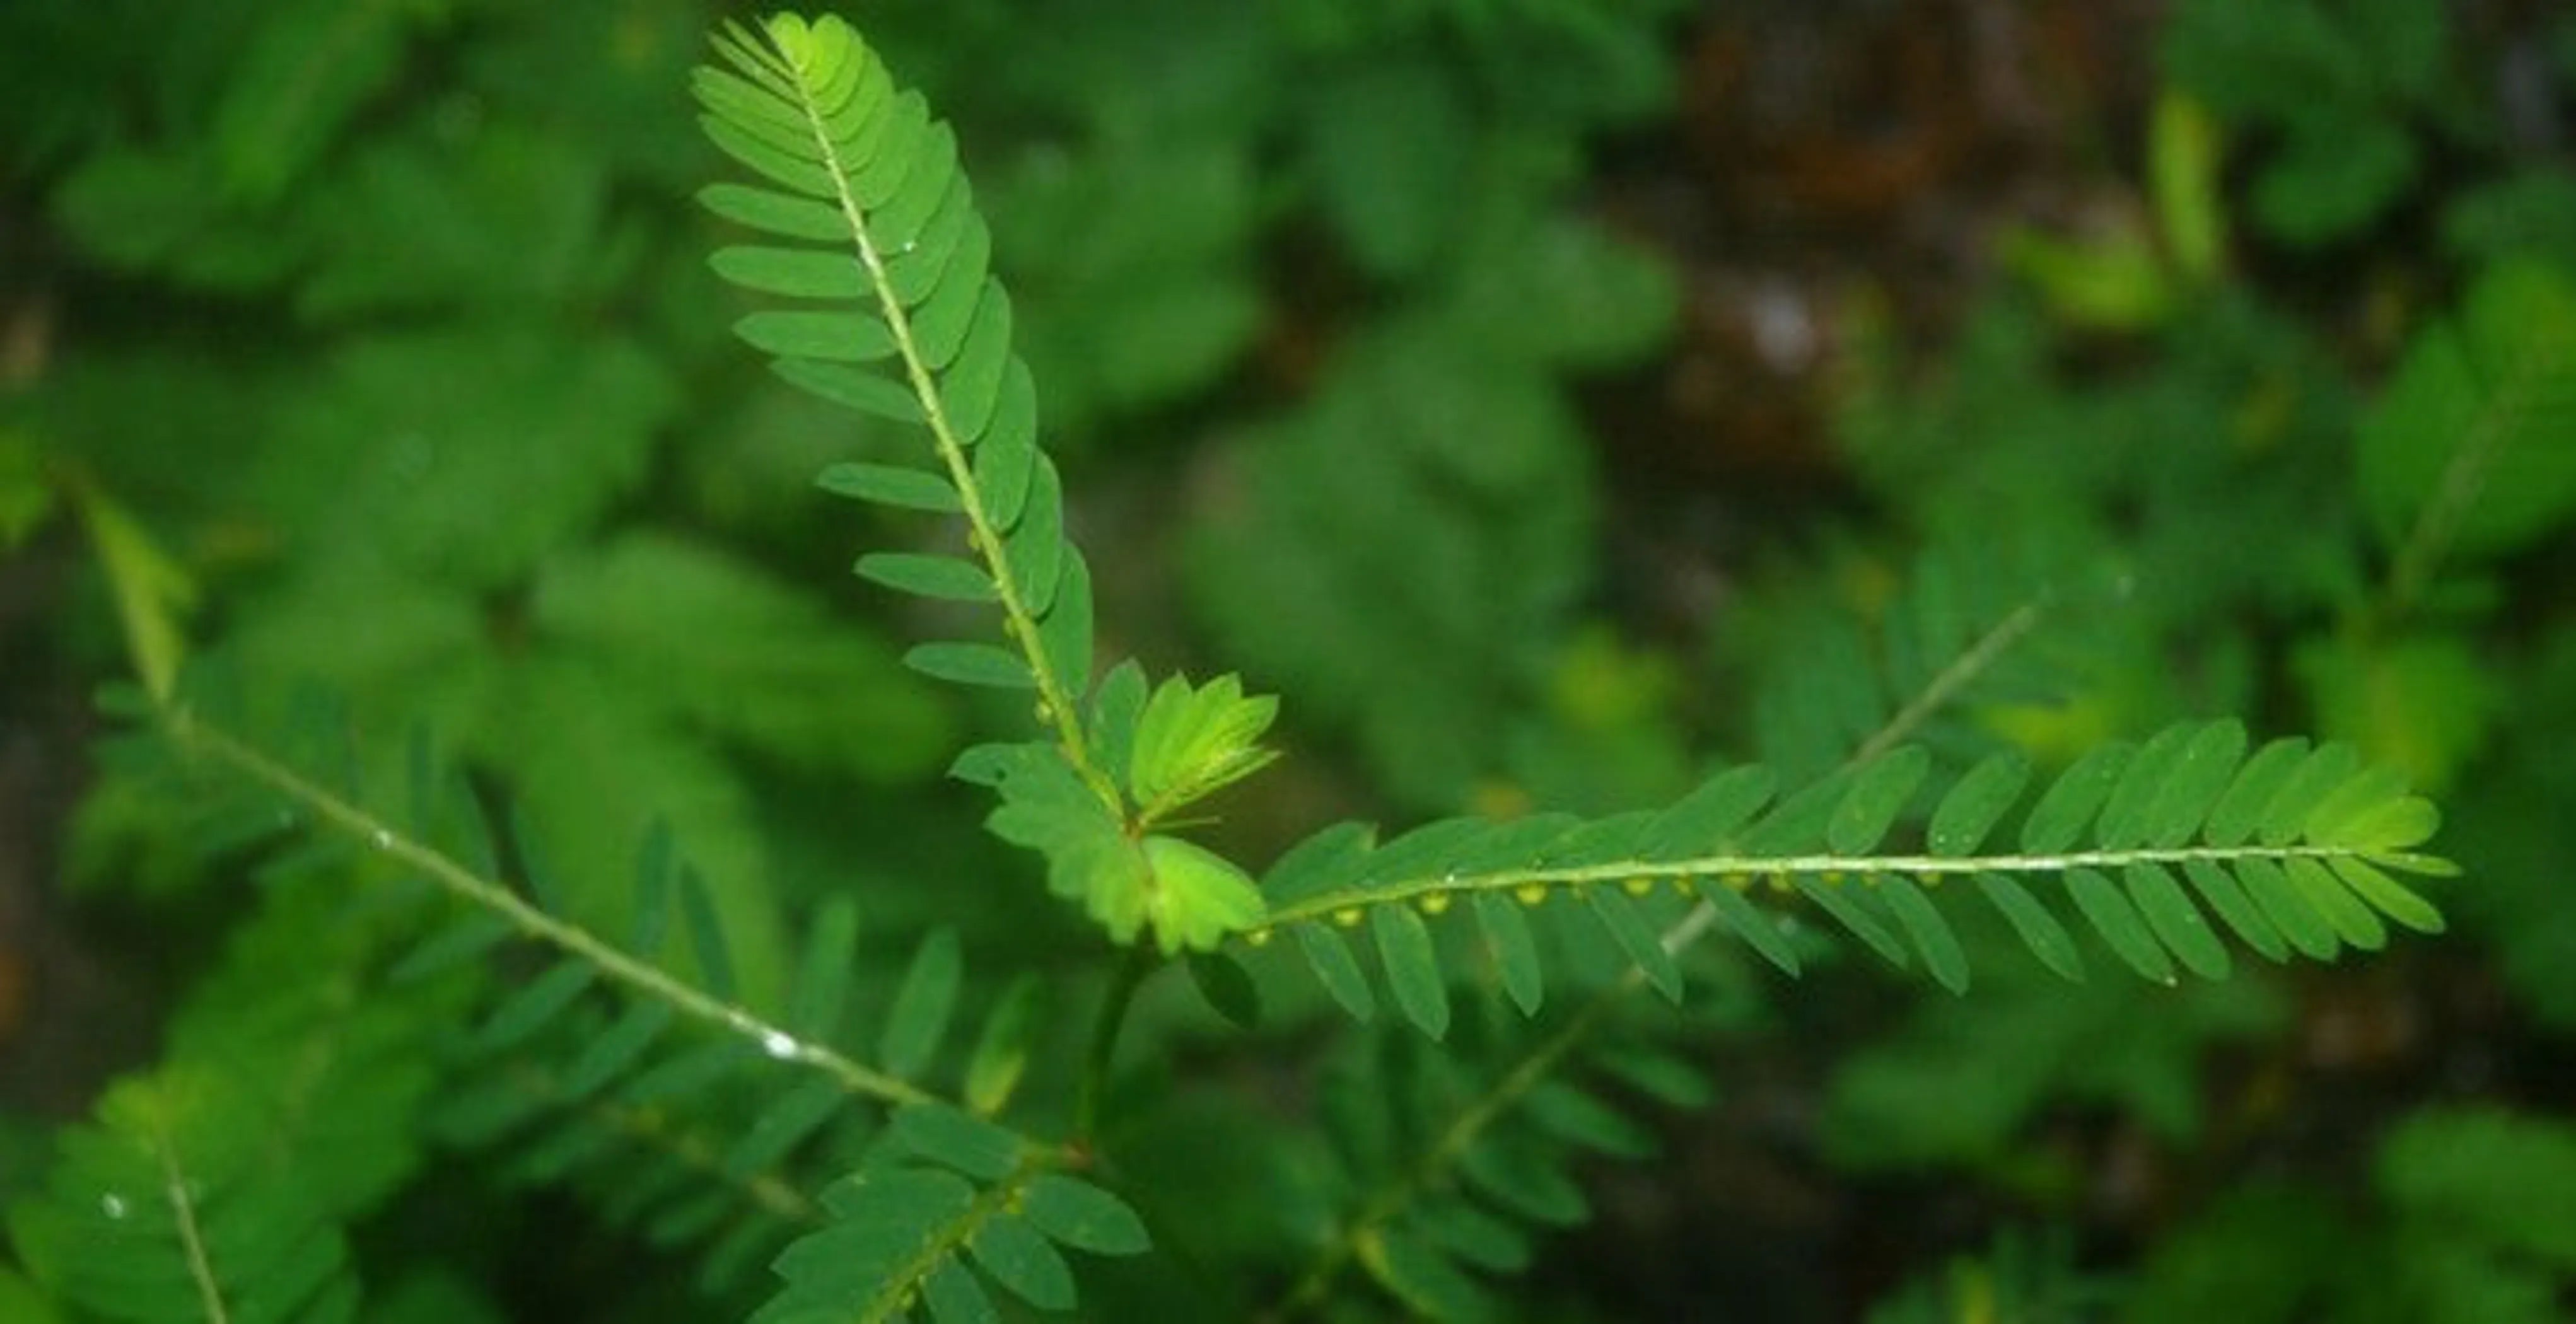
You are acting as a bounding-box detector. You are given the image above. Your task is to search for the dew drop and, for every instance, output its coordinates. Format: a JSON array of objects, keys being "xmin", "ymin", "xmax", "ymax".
[
  {"xmin": 759, "ymin": 1030, "xmax": 801, "ymax": 1060},
  {"xmin": 99, "ymin": 1192, "xmax": 129, "ymax": 1220},
  {"xmin": 371, "ymin": 828, "xmax": 395, "ymax": 851}
]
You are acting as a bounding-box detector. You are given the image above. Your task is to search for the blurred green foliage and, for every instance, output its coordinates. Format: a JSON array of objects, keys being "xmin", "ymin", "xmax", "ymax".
[{"xmin": 0, "ymin": 0, "xmax": 2572, "ymax": 1320}]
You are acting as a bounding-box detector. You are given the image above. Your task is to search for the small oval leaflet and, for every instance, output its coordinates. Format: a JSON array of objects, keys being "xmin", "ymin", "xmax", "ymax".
[
  {"xmin": 1926, "ymin": 750, "xmax": 2030, "ymax": 857},
  {"xmin": 1373, "ymin": 903, "xmax": 1450, "ymax": 1039},
  {"xmin": 2065, "ymin": 867, "xmax": 2174, "ymax": 984},
  {"xmin": 815, "ymin": 460, "xmax": 961, "ymax": 513},
  {"xmin": 856, "ymin": 551, "xmax": 996, "ymax": 603},
  {"xmin": 1827, "ymin": 745, "xmax": 1930, "ymax": 856},
  {"xmin": 2020, "ymin": 742, "xmax": 2134, "ymax": 854}
]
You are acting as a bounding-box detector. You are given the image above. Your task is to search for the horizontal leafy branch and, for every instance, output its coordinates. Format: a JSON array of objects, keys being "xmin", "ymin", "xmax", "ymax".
[
  {"xmin": 1269, "ymin": 540, "xmax": 2106, "ymax": 1318},
  {"xmin": 1245, "ymin": 720, "xmax": 2452, "ymax": 1035}
]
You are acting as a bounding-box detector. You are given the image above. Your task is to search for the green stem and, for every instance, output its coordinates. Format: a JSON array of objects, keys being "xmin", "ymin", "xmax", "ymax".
[
  {"xmin": 149, "ymin": 1120, "xmax": 230, "ymax": 1324},
  {"xmin": 1256, "ymin": 840, "xmax": 2420, "ymax": 930},
  {"xmin": 1075, "ymin": 943, "xmax": 1158, "ymax": 1146},
  {"xmin": 865, "ymin": 1159, "xmax": 1047, "ymax": 1318},
  {"xmin": 1849, "ymin": 597, "xmax": 2043, "ymax": 765}
]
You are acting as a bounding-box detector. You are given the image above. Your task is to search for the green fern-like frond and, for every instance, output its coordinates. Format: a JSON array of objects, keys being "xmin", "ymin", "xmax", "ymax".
[
  {"xmin": 1249, "ymin": 720, "xmax": 2451, "ymax": 1029},
  {"xmin": 1274, "ymin": 1002, "xmax": 1713, "ymax": 1323},
  {"xmin": 752, "ymin": 1105, "xmax": 1150, "ymax": 1323},
  {"xmin": 692, "ymin": 14, "xmax": 1103, "ymax": 801},
  {"xmin": 1748, "ymin": 526, "xmax": 2116, "ymax": 782},
  {"xmin": 423, "ymin": 905, "xmax": 1066, "ymax": 1298},
  {"xmin": 157, "ymin": 702, "xmax": 946, "ymax": 1110},
  {"xmin": 436, "ymin": 1033, "xmax": 828, "ymax": 1295},
  {"xmin": 692, "ymin": 15, "xmax": 1284, "ymax": 956},
  {"xmin": 140, "ymin": 694, "xmax": 1108, "ymax": 1303},
  {"xmin": 2360, "ymin": 258, "xmax": 2576, "ymax": 610},
  {"xmin": 8, "ymin": 1067, "xmax": 361, "ymax": 1323},
  {"xmin": 6, "ymin": 825, "xmax": 459, "ymax": 1324}
]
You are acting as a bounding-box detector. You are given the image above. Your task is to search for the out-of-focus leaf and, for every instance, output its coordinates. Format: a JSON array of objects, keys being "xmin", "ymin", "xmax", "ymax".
[
  {"xmin": 534, "ymin": 533, "xmax": 953, "ymax": 781},
  {"xmin": 210, "ymin": 0, "xmax": 447, "ymax": 206},
  {"xmin": 300, "ymin": 121, "xmax": 624, "ymax": 320},
  {"xmin": 71, "ymin": 484, "xmax": 198, "ymax": 702},
  {"xmin": 261, "ymin": 327, "xmax": 674, "ymax": 588},
  {"xmin": 2358, "ymin": 260, "xmax": 2576, "ymax": 569},
  {"xmin": 0, "ymin": 431, "xmax": 56, "ymax": 550},
  {"xmin": 1187, "ymin": 336, "xmax": 1593, "ymax": 808},
  {"xmin": 2298, "ymin": 632, "xmax": 2500, "ymax": 793}
]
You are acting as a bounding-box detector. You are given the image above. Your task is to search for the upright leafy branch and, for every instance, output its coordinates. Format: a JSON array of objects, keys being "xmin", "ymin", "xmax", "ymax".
[
  {"xmin": 691, "ymin": 15, "xmax": 1107, "ymax": 802},
  {"xmin": 693, "ymin": 15, "xmax": 1284, "ymax": 960}
]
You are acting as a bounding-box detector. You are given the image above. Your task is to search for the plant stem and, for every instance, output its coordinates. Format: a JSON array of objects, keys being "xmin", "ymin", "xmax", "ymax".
[{"xmin": 1075, "ymin": 942, "xmax": 1158, "ymax": 1146}]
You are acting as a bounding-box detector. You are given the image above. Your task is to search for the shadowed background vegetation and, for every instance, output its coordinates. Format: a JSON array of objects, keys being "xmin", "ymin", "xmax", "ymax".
[{"xmin": 4, "ymin": 1, "xmax": 2575, "ymax": 1320}]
